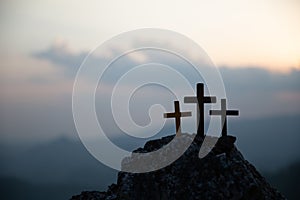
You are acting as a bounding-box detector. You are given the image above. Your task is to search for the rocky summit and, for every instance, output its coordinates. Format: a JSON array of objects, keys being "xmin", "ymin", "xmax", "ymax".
[{"xmin": 71, "ymin": 133, "xmax": 286, "ymax": 200}]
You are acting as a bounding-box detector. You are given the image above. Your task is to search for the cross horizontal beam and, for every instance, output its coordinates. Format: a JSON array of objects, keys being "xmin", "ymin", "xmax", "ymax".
[
  {"xmin": 184, "ymin": 96, "xmax": 216, "ymax": 103},
  {"xmin": 209, "ymin": 110, "xmax": 239, "ymax": 116},
  {"xmin": 164, "ymin": 112, "xmax": 192, "ymax": 118}
]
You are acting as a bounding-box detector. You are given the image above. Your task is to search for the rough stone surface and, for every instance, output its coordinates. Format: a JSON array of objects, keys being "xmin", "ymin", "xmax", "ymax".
[{"xmin": 70, "ymin": 133, "xmax": 286, "ymax": 200}]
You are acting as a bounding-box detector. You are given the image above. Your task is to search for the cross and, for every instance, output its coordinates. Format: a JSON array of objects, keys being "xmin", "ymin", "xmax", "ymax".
[
  {"xmin": 164, "ymin": 101, "xmax": 192, "ymax": 136},
  {"xmin": 209, "ymin": 99, "xmax": 239, "ymax": 136},
  {"xmin": 184, "ymin": 83, "xmax": 216, "ymax": 138}
]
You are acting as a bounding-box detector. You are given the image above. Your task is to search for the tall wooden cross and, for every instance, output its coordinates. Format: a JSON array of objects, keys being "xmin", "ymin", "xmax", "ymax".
[
  {"xmin": 209, "ymin": 99, "xmax": 239, "ymax": 136},
  {"xmin": 164, "ymin": 101, "xmax": 192, "ymax": 136},
  {"xmin": 184, "ymin": 83, "xmax": 216, "ymax": 138}
]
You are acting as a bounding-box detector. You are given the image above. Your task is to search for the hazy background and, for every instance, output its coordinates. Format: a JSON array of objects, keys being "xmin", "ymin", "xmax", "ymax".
[{"xmin": 0, "ymin": 0, "xmax": 299, "ymax": 199}]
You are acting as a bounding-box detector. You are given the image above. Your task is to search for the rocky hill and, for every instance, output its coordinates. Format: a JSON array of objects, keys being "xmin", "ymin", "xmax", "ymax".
[{"xmin": 71, "ymin": 133, "xmax": 285, "ymax": 200}]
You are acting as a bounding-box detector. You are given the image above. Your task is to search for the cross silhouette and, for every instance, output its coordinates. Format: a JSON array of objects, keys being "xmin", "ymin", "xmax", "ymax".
[
  {"xmin": 209, "ymin": 99, "xmax": 239, "ymax": 136},
  {"xmin": 184, "ymin": 83, "xmax": 216, "ymax": 138},
  {"xmin": 164, "ymin": 101, "xmax": 192, "ymax": 136}
]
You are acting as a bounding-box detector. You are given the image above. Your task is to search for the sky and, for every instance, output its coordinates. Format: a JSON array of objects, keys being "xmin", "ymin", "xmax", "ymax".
[
  {"xmin": 1, "ymin": 0, "xmax": 300, "ymax": 69},
  {"xmin": 0, "ymin": 0, "xmax": 299, "ymax": 144}
]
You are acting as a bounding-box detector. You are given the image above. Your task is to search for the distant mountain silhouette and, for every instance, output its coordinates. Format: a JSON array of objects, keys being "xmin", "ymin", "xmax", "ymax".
[
  {"xmin": 265, "ymin": 161, "xmax": 300, "ymax": 200},
  {"xmin": 0, "ymin": 176, "xmax": 84, "ymax": 200},
  {"xmin": 0, "ymin": 137, "xmax": 117, "ymax": 200}
]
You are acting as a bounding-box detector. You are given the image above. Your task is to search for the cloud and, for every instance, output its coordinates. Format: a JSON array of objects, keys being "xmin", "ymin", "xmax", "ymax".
[
  {"xmin": 220, "ymin": 66, "xmax": 300, "ymax": 92},
  {"xmin": 218, "ymin": 66, "xmax": 300, "ymax": 117},
  {"xmin": 33, "ymin": 40, "xmax": 300, "ymax": 104},
  {"xmin": 33, "ymin": 40, "xmax": 87, "ymax": 77},
  {"xmin": 30, "ymin": 41, "xmax": 300, "ymax": 129}
]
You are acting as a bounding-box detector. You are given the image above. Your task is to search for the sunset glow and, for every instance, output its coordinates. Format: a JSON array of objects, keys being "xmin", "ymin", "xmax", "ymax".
[{"xmin": 0, "ymin": 0, "xmax": 299, "ymax": 72}]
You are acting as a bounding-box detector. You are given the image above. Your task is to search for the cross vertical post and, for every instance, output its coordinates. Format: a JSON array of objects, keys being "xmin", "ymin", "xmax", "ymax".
[
  {"xmin": 184, "ymin": 83, "xmax": 216, "ymax": 138},
  {"xmin": 174, "ymin": 101, "xmax": 181, "ymax": 134},
  {"xmin": 164, "ymin": 101, "xmax": 192, "ymax": 136},
  {"xmin": 209, "ymin": 99, "xmax": 239, "ymax": 136}
]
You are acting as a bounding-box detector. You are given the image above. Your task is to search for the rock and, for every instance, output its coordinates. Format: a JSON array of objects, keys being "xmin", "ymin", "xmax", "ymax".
[
  {"xmin": 70, "ymin": 133, "xmax": 286, "ymax": 200},
  {"xmin": 70, "ymin": 191, "xmax": 107, "ymax": 200},
  {"xmin": 213, "ymin": 135, "xmax": 236, "ymax": 155}
]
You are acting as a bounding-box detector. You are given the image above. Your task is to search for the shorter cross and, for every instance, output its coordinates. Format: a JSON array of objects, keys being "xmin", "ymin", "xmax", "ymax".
[
  {"xmin": 209, "ymin": 99, "xmax": 239, "ymax": 136},
  {"xmin": 164, "ymin": 101, "xmax": 192, "ymax": 136}
]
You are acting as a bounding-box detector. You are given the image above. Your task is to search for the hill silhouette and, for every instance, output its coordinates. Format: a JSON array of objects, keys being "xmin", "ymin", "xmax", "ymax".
[{"xmin": 71, "ymin": 133, "xmax": 285, "ymax": 200}]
